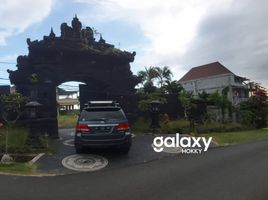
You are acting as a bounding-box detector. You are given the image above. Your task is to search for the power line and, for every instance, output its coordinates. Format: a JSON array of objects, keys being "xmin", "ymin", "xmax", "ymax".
[
  {"xmin": 0, "ymin": 80, "xmax": 81, "ymax": 86},
  {"xmin": 0, "ymin": 61, "xmax": 16, "ymax": 64},
  {"xmin": 0, "ymin": 79, "xmax": 81, "ymax": 89}
]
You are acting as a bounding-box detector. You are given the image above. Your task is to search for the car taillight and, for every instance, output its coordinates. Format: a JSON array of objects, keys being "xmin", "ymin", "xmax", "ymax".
[
  {"xmin": 76, "ymin": 124, "xmax": 90, "ymax": 132},
  {"xmin": 117, "ymin": 122, "xmax": 129, "ymax": 131}
]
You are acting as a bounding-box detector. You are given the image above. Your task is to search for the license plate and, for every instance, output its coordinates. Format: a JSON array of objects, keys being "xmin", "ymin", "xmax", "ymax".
[{"xmin": 94, "ymin": 126, "xmax": 111, "ymax": 132}]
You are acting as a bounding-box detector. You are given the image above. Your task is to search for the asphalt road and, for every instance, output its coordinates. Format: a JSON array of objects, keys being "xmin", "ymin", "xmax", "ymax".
[{"xmin": 1, "ymin": 138, "xmax": 268, "ymax": 200}]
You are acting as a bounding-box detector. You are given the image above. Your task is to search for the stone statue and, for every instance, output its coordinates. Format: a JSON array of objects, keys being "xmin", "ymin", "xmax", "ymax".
[
  {"xmin": 99, "ymin": 34, "xmax": 106, "ymax": 44},
  {"xmin": 60, "ymin": 23, "xmax": 73, "ymax": 39},
  {"xmin": 81, "ymin": 26, "xmax": 94, "ymax": 44},
  {"xmin": 17, "ymin": 55, "xmax": 29, "ymax": 67},
  {"xmin": 72, "ymin": 15, "xmax": 82, "ymax": 38},
  {"xmin": 49, "ymin": 28, "xmax": 55, "ymax": 38},
  {"xmin": 72, "ymin": 14, "xmax": 82, "ymax": 32}
]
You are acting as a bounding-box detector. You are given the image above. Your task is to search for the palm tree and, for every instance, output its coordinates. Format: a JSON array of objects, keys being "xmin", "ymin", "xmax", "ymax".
[
  {"xmin": 155, "ymin": 66, "xmax": 173, "ymax": 87},
  {"xmin": 163, "ymin": 80, "xmax": 183, "ymax": 95},
  {"xmin": 137, "ymin": 66, "xmax": 159, "ymax": 87}
]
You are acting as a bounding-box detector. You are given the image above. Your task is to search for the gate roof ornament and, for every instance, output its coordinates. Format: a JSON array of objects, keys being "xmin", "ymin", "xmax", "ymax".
[{"xmin": 8, "ymin": 15, "xmax": 139, "ymax": 88}]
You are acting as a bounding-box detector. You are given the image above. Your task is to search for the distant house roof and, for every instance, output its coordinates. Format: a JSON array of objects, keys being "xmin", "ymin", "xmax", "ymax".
[
  {"xmin": 57, "ymin": 87, "xmax": 77, "ymax": 96},
  {"xmin": 179, "ymin": 62, "xmax": 233, "ymax": 82}
]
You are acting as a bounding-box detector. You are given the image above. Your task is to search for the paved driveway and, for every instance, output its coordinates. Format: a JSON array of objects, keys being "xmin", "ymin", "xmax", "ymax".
[{"xmin": 36, "ymin": 129, "xmax": 178, "ymax": 174}]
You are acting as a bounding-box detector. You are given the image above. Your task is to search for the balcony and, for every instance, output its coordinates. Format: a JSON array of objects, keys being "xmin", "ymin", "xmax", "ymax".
[{"xmin": 233, "ymin": 96, "xmax": 248, "ymax": 105}]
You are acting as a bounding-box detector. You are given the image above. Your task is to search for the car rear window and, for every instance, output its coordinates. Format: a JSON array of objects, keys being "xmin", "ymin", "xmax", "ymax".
[{"xmin": 79, "ymin": 107, "xmax": 126, "ymax": 121}]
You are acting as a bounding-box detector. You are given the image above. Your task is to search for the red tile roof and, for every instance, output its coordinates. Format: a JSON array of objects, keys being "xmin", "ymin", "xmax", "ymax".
[{"xmin": 179, "ymin": 62, "xmax": 233, "ymax": 82}]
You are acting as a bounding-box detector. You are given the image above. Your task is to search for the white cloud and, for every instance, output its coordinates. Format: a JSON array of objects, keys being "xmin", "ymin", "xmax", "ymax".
[
  {"xmin": 76, "ymin": 0, "xmax": 232, "ymax": 78},
  {"xmin": 180, "ymin": 0, "xmax": 268, "ymax": 87},
  {"xmin": 0, "ymin": 0, "xmax": 54, "ymax": 45}
]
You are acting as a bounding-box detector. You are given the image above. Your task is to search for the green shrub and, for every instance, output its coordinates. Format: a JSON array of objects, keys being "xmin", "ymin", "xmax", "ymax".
[
  {"xmin": 240, "ymin": 110, "xmax": 255, "ymax": 127},
  {"xmin": 131, "ymin": 117, "xmax": 151, "ymax": 133},
  {"xmin": 196, "ymin": 122, "xmax": 246, "ymax": 134},
  {"xmin": 161, "ymin": 119, "xmax": 191, "ymax": 134},
  {"xmin": 0, "ymin": 127, "xmax": 29, "ymax": 153},
  {"xmin": 159, "ymin": 120, "xmax": 247, "ymax": 134}
]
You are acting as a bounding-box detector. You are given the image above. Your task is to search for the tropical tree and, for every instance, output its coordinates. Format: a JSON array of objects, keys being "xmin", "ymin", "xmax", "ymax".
[
  {"xmin": 207, "ymin": 91, "xmax": 232, "ymax": 122},
  {"xmin": 0, "ymin": 93, "xmax": 28, "ymax": 158},
  {"xmin": 137, "ymin": 66, "xmax": 159, "ymax": 88},
  {"xmin": 138, "ymin": 89, "xmax": 167, "ymax": 112},
  {"xmin": 155, "ymin": 66, "xmax": 173, "ymax": 87},
  {"xmin": 179, "ymin": 90, "xmax": 194, "ymax": 119},
  {"xmin": 0, "ymin": 93, "xmax": 28, "ymax": 123},
  {"xmin": 198, "ymin": 91, "xmax": 209, "ymax": 101},
  {"xmin": 137, "ymin": 66, "xmax": 173, "ymax": 90},
  {"xmin": 162, "ymin": 80, "xmax": 183, "ymax": 95},
  {"xmin": 240, "ymin": 84, "xmax": 267, "ymax": 128},
  {"xmin": 247, "ymin": 81, "xmax": 259, "ymax": 97}
]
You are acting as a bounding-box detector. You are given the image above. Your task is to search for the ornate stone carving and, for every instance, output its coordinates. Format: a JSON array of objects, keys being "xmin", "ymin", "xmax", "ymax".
[
  {"xmin": 81, "ymin": 26, "xmax": 94, "ymax": 44},
  {"xmin": 49, "ymin": 28, "xmax": 55, "ymax": 38},
  {"xmin": 71, "ymin": 14, "xmax": 82, "ymax": 34},
  {"xmin": 60, "ymin": 23, "xmax": 73, "ymax": 39}
]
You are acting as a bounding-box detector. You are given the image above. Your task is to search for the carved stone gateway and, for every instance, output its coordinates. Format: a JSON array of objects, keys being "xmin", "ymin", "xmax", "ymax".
[{"xmin": 8, "ymin": 16, "xmax": 139, "ymax": 137}]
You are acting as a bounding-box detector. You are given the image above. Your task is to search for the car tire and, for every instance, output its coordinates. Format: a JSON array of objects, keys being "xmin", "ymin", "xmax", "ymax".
[{"xmin": 120, "ymin": 145, "xmax": 131, "ymax": 154}]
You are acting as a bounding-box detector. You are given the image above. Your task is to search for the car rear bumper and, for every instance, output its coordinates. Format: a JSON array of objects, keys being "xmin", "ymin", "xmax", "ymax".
[{"xmin": 75, "ymin": 134, "xmax": 132, "ymax": 148}]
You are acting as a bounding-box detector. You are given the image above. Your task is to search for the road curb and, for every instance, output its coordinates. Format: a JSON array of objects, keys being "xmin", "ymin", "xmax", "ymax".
[
  {"xmin": 28, "ymin": 153, "xmax": 45, "ymax": 165},
  {"xmin": 0, "ymin": 171, "xmax": 59, "ymax": 177},
  {"xmin": 209, "ymin": 143, "xmax": 232, "ymax": 149}
]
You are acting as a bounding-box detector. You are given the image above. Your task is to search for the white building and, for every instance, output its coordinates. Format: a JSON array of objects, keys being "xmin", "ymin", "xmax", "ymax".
[
  {"xmin": 56, "ymin": 87, "xmax": 80, "ymax": 111},
  {"xmin": 179, "ymin": 62, "xmax": 249, "ymax": 105}
]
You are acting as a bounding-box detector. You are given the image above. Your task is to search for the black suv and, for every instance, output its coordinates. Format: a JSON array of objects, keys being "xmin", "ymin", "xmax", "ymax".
[{"xmin": 74, "ymin": 101, "xmax": 131, "ymax": 154}]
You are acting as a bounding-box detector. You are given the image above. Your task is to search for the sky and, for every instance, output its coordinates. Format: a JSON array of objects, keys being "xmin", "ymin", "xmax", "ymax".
[{"xmin": 0, "ymin": 0, "xmax": 267, "ymax": 88}]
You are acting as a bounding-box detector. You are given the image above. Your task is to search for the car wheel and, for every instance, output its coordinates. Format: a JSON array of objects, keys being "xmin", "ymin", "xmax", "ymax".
[{"xmin": 120, "ymin": 145, "xmax": 130, "ymax": 154}]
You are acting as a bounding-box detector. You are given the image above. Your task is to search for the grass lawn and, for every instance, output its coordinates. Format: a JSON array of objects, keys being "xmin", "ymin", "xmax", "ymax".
[
  {"xmin": 200, "ymin": 129, "xmax": 268, "ymax": 145},
  {"xmin": 0, "ymin": 163, "xmax": 36, "ymax": 175},
  {"xmin": 0, "ymin": 126, "xmax": 57, "ymax": 154},
  {"xmin": 58, "ymin": 114, "xmax": 78, "ymax": 128}
]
